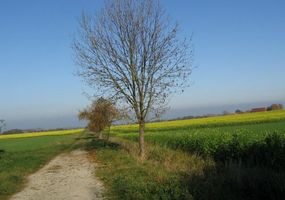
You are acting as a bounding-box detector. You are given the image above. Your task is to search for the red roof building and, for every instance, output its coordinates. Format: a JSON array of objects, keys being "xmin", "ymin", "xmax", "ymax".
[{"xmin": 251, "ymin": 107, "xmax": 267, "ymax": 112}]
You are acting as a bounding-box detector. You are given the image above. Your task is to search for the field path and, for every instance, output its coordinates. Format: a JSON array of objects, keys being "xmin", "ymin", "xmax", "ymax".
[{"xmin": 10, "ymin": 150, "xmax": 104, "ymax": 200}]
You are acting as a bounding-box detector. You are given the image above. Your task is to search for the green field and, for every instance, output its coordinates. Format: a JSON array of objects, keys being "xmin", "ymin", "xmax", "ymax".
[
  {"xmin": 115, "ymin": 121, "xmax": 285, "ymax": 154},
  {"xmin": 112, "ymin": 110, "xmax": 285, "ymax": 156}
]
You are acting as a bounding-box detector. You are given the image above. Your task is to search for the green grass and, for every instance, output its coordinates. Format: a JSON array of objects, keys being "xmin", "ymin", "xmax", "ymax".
[
  {"xmin": 0, "ymin": 131, "xmax": 85, "ymax": 200},
  {"xmin": 86, "ymin": 138, "xmax": 212, "ymax": 200}
]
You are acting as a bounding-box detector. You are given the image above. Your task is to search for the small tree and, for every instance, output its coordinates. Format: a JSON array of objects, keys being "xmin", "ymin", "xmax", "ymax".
[
  {"xmin": 235, "ymin": 109, "xmax": 243, "ymax": 114},
  {"xmin": 78, "ymin": 98, "xmax": 119, "ymax": 139},
  {"xmin": 0, "ymin": 120, "xmax": 5, "ymax": 134},
  {"xmin": 73, "ymin": 0, "xmax": 193, "ymax": 158}
]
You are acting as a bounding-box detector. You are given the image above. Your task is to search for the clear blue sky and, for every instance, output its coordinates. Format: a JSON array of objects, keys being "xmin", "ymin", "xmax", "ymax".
[{"xmin": 0, "ymin": 0, "xmax": 284, "ymax": 129}]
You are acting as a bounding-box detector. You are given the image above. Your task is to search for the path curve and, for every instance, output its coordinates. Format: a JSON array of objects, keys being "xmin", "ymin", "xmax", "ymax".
[{"xmin": 11, "ymin": 150, "xmax": 104, "ymax": 200}]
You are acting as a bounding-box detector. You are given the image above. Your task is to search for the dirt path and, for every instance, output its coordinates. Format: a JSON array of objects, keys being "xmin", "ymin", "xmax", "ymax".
[{"xmin": 10, "ymin": 150, "xmax": 104, "ymax": 200}]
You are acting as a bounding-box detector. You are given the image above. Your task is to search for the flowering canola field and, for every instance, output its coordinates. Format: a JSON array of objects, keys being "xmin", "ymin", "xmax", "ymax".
[
  {"xmin": 112, "ymin": 110, "xmax": 285, "ymax": 132},
  {"xmin": 0, "ymin": 129, "xmax": 83, "ymax": 140}
]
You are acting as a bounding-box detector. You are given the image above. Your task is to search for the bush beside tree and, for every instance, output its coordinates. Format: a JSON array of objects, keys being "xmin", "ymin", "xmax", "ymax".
[{"xmin": 78, "ymin": 98, "xmax": 121, "ymax": 140}]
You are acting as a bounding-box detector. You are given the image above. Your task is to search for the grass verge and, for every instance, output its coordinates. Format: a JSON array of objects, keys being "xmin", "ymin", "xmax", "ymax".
[
  {"xmin": 86, "ymin": 136, "xmax": 212, "ymax": 200},
  {"xmin": 87, "ymin": 134, "xmax": 285, "ymax": 200}
]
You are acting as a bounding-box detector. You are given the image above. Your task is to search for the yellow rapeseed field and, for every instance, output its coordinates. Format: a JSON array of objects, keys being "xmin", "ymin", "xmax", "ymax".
[
  {"xmin": 112, "ymin": 110, "xmax": 285, "ymax": 132},
  {"xmin": 0, "ymin": 129, "xmax": 83, "ymax": 140}
]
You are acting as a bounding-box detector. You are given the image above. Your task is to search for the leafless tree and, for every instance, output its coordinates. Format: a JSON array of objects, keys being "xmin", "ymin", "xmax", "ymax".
[
  {"xmin": 73, "ymin": 0, "xmax": 193, "ymax": 158},
  {"xmin": 0, "ymin": 120, "xmax": 5, "ymax": 134}
]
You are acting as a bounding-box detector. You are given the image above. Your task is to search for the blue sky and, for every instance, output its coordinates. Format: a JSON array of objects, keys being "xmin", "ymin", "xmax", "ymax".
[{"xmin": 0, "ymin": 0, "xmax": 284, "ymax": 129}]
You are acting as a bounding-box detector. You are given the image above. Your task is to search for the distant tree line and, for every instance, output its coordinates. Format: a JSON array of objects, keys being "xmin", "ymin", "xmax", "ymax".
[{"xmin": 159, "ymin": 103, "xmax": 284, "ymax": 122}]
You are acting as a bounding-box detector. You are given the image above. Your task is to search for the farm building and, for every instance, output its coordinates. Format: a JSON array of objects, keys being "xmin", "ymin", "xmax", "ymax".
[{"xmin": 251, "ymin": 107, "xmax": 267, "ymax": 112}]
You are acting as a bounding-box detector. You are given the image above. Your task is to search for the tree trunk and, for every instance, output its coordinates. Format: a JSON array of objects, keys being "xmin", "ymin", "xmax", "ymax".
[
  {"xmin": 138, "ymin": 120, "xmax": 145, "ymax": 159},
  {"xmin": 107, "ymin": 126, "xmax": 111, "ymax": 141}
]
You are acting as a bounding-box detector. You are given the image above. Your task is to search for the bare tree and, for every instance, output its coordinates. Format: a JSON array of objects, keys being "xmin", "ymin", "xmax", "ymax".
[
  {"xmin": 73, "ymin": 0, "xmax": 193, "ymax": 158},
  {"xmin": 0, "ymin": 120, "xmax": 5, "ymax": 134}
]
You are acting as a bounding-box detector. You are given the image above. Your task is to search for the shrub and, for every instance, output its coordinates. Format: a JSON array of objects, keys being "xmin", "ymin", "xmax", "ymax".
[{"xmin": 0, "ymin": 149, "xmax": 4, "ymax": 159}]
